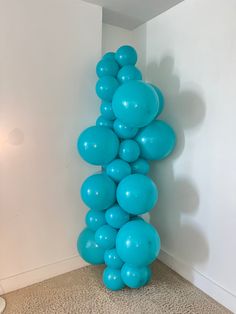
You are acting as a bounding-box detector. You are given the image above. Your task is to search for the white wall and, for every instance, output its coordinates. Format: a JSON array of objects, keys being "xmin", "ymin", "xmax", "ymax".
[{"xmin": 0, "ymin": 0, "xmax": 102, "ymax": 293}]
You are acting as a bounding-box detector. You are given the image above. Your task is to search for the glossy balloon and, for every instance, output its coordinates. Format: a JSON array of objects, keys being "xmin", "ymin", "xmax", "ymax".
[
  {"xmin": 77, "ymin": 228, "xmax": 105, "ymax": 265},
  {"xmin": 121, "ymin": 264, "xmax": 151, "ymax": 288},
  {"xmin": 113, "ymin": 119, "xmax": 138, "ymax": 139},
  {"xmin": 100, "ymin": 102, "xmax": 116, "ymax": 120},
  {"xmin": 104, "ymin": 248, "xmax": 124, "ymax": 269},
  {"xmin": 85, "ymin": 209, "xmax": 106, "ymax": 231},
  {"xmin": 150, "ymin": 84, "xmax": 164, "ymax": 115},
  {"xmin": 115, "ymin": 45, "xmax": 137, "ymax": 66},
  {"xmin": 81, "ymin": 174, "xmax": 116, "ymax": 210},
  {"xmin": 96, "ymin": 59, "xmax": 119, "ymax": 78},
  {"xmin": 95, "ymin": 224, "xmax": 117, "ymax": 249},
  {"xmin": 117, "ymin": 174, "xmax": 158, "ymax": 215},
  {"xmin": 102, "ymin": 51, "xmax": 116, "ymax": 61},
  {"xmin": 103, "ymin": 267, "xmax": 125, "ymax": 291},
  {"xmin": 96, "ymin": 76, "xmax": 119, "ymax": 101},
  {"xmin": 105, "ymin": 204, "xmax": 130, "ymax": 229},
  {"xmin": 112, "ymin": 81, "xmax": 159, "ymax": 128},
  {"xmin": 130, "ymin": 158, "xmax": 150, "ymax": 175},
  {"xmin": 96, "ymin": 115, "xmax": 113, "ymax": 128},
  {"xmin": 136, "ymin": 120, "xmax": 176, "ymax": 160},
  {"xmin": 78, "ymin": 126, "xmax": 119, "ymax": 165},
  {"xmin": 106, "ymin": 159, "xmax": 131, "ymax": 182},
  {"xmin": 117, "ymin": 65, "xmax": 142, "ymax": 84},
  {"xmin": 119, "ymin": 140, "xmax": 140, "ymax": 162},
  {"xmin": 116, "ymin": 220, "xmax": 161, "ymax": 266}
]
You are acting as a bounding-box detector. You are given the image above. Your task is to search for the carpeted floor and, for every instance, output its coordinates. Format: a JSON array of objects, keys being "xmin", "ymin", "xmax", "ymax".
[{"xmin": 3, "ymin": 261, "xmax": 230, "ymax": 314}]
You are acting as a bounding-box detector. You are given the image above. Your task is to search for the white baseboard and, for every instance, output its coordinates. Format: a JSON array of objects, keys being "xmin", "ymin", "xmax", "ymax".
[
  {"xmin": 159, "ymin": 249, "xmax": 236, "ymax": 313},
  {"xmin": 0, "ymin": 255, "xmax": 87, "ymax": 295}
]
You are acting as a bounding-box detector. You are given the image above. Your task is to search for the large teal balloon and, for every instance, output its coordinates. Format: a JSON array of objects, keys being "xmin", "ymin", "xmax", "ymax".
[
  {"xmin": 96, "ymin": 76, "xmax": 119, "ymax": 101},
  {"xmin": 119, "ymin": 140, "xmax": 140, "ymax": 163},
  {"xmin": 104, "ymin": 248, "xmax": 124, "ymax": 269},
  {"xmin": 77, "ymin": 228, "xmax": 105, "ymax": 265},
  {"xmin": 105, "ymin": 204, "xmax": 130, "ymax": 229},
  {"xmin": 130, "ymin": 158, "xmax": 150, "ymax": 175},
  {"xmin": 115, "ymin": 45, "xmax": 137, "ymax": 66},
  {"xmin": 135, "ymin": 120, "xmax": 176, "ymax": 160},
  {"xmin": 100, "ymin": 102, "xmax": 116, "ymax": 120},
  {"xmin": 77, "ymin": 126, "xmax": 119, "ymax": 165},
  {"xmin": 96, "ymin": 115, "xmax": 113, "ymax": 128},
  {"xmin": 112, "ymin": 81, "xmax": 159, "ymax": 128},
  {"xmin": 150, "ymin": 84, "xmax": 164, "ymax": 116},
  {"xmin": 106, "ymin": 159, "xmax": 131, "ymax": 182},
  {"xmin": 96, "ymin": 59, "xmax": 119, "ymax": 78},
  {"xmin": 85, "ymin": 209, "xmax": 106, "ymax": 231},
  {"xmin": 121, "ymin": 264, "xmax": 151, "ymax": 288},
  {"xmin": 116, "ymin": 220, "xmax": 161, "ymax": 266},
  {"xmin": 95, "ymin": 225, "xmax": 117, "ymax": 249},
  {"xmin": 113, "ymin": 119, "xmax": 138, "ymax": 139},
  {"xmin": 103, "ymin": 267, "xmax": 125, "ymax": 291},
  {"xmin": 116, "ymin": 174, "xmax": 158, "ymax": 215},
  {"xmin": 102, "ymin": 51, "xmax": 116, "ymax": 61},
  {"xmin": 117, "ymin": 65, "xmax": 142, "ymax": 84},
  {"xmin": 81, "ymin": 174, "xmax": 116, "ymax": 210}
]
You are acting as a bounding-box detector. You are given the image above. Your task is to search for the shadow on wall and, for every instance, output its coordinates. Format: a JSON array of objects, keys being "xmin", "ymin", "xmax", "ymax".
[{"xmin": 147, "ymin": 56, "xmax": 209, "ymax": 280}]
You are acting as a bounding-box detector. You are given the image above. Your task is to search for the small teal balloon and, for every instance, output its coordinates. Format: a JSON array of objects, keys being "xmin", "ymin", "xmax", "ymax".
[
  {"xmin": 96, "ymin": 59, "xmax": 119, "ymax": 78},
  {"xmin": 102, "ymin": 51, "xmax": 116, "ymax": 61},
  {"xmin": 96, "ymin": 115, "xmax": 113, "ymax": 128},
  {"xmin": 95, "ymin": 224, "xmax": 117, "ymax": 249},
  {"xmin": 116, "ymin": 220, "xmax": 161, "ymax": 266},
  {"xmin": 116, "ymin": 174, "xmax": 158, "ymax": 215},
  {"xmin": 104, "ymin": 248, "xmax": 124, "ymax": 269},
  {"xmin": 113, "ymin": 119, "xmax": 138, "ymax": 139},
  {"xmin": 77, "ymin": 228, "xmax": 105, "ymax": 265},
  {"xmin": 130, "ymin": 158, "xmax": 150, "ymax": 175},
  {"xmin": 106, "ymin": 159, "xmax": 131, "ymax": 182},
  {"xmin": 105, "ymin": 204, "xmax": 130, "ymax": 229},
  {"xmin": 117, "ymin": 65, "xmax": 142, "ymax": 84},
  {"xmin": 100, "ymin": 102, "xmax": 116, "ymax": 120},
  {"xmin": 112, "ymin": 81, "xmax": 159, "ymax": 128},
  {"xmin": 135, "ymin": 120, "xmax": 176, "ymax": 160},
  {"xmin": 85, "ymin": 209, "xmax": 106, "ymax": 231},
  {"xmin": 150, "ymin": 84, "xmax": 164, "ymax": 115},
  {"xmin": 103, "ymin": 267, "xmax": 125, "ymax": 291},
  {"xmin": 81, "ymin": 173, "xmax": 116, "ymax": 210},
  {"xmin": 119, "ymin": 140, "xmax": 140, "ymax": 162},
  {"xmin": 77, "ymin": 126, "xmax": 119, "ymax": 165},
  {"xmin": 115, "ymin": 45, "xmax": 137, "ymax": 66},
  {"xmin": 121, "ymin": 264, "xmax": 151, "ymax": 288},
  {"xmin": 96, "ymin": 76, "xmax": 119, "ymax": 101}
]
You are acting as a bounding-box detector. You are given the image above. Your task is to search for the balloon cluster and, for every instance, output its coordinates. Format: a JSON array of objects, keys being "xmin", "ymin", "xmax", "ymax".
[{"xmin": 77, "ymin": 46, "xmax": 176, "ymax": 291}]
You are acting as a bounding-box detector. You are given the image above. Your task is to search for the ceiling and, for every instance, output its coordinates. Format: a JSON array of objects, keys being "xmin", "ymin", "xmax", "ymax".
[{"xmin": 83, "ymin": 0, "xmax": 184, "ymax": 30}]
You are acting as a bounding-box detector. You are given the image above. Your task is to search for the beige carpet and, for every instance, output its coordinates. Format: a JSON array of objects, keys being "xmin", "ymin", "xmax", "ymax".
[{"xmin": 3, "ymin": 261, "xmax": 230, "ymax": 314}]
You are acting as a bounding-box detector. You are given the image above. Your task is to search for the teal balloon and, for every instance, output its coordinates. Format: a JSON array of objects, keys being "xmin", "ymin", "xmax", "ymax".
[
  {"xmin": 130, "ymin": 158, "xmax": 150, "ymax": 175},
  {"xmin": 100, "ymin": 102, "xmax": 116, "ymax": 120},
  {"xmin": 115, "ymin": 45, "xmax": 137, "ymax": 66},
  {"xmin": 119, "ymin": 140, "xmax": 140, "ymax": 162},
  {"xmin": 121, "ymin": 264, "xmax": 151, "ymax": 288},
  {"xmin": 105, "ymin": 204, "xmax": 130, "ymax": 229},
  {"xmin": 77, "ymin": 228, "xmax": 105, "ymax": 265},
  {"xmin": 85, "ymin": 209, "xmax": 106, "ymax": 231},
  {"xmin": 104, "ymin": 248, "xmax": 124, "ymax": 269},
  {"xmin": 106, "ymin": 159, "xmax": 131, "ymax": 182},
  {"xmin": 117, "ymin": 65, "xmax": 142, "ymax": 84},
  {"xmin": 102, "ymin": 51, "xmax": 116, "ymax": 61},
  {"xmin": 112, "ymin": 81, "xmax": 159, "ymax": 128},
  {"xmin": 116, "ymin": 174, "xmax": 158, "ymax": 215},
  {"xmin": 96, "ymin": 76, "xmax": 119, "ymax": 101},
  {"xmin": 135, "ymin": 120, "xmax": 176, "ymax": 160},
  {"xmin": 103, "ymin": 267, "xmax": 125, "ymax": 291},
  {"xmin": 116, "ymin": 220, "xmax": 161, "ymax": 266},
  {"xmin": 95, "ymin": 224, "xmax": 117, "ymax": 249},
  {"xmin": 81, "ymin": 174, "xmax": 116, "ymax": 210},
  {"xmin": 77, "ymin": 126, "xmax": 119, "ymax": 165},
  {"xmin": 113, "ymin": 119, "xmax": 138, "ymax": 139},
  {"xmin": 96, "ymin": 115, "xmax": 113, "ymax": 128},
  {"xmin": 96, "ymin": 59, "xmax": 119, "ymax": 78},
  {"xmin": 150, "ymin": 84, "xmax": 164, "ymax": 115}
]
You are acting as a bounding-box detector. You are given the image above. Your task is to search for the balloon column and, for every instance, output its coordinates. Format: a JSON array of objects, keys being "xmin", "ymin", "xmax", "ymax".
[{"xmin": 77, "ymin": 46, "xmax": 176, "ymax": 291}]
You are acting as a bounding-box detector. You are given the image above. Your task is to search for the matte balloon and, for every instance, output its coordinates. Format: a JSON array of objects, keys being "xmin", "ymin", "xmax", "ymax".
[
  {"xmin": 102, "ymin": 51, "xmax": 116, "ymax": 61},
  {"xmin": 86, "ymin": 209, "xmax": 106, "ymax": 231},
  {"xmin": 96, "ymin": 76, "xmax": 119, "ymax": 101},
  {"xmin": 116, "ymin": 220, "xmax": 161, "ymax": 266},
  {"xmin": 117, "ymin": 65, "xmax": 142, "ymax": 84},
  {"xmin": 105, "ymin": 204, "xmax": 130, "ymax": 229},
  {"xmin": 135, "ymin": 120, "xmax": 176, "ymax": 160},
  {"xmin": 106, "ymin": 159, "xmax": 131, "ymax": 182},
  {"xmin": 119, "ymin": 140, "xmax": 140, "ymax": 162},
  {"xmin": 96, "ymin": 115, "xmax": 113, "ymax": 128},
  {"xmin": 104, "ymin": 248, "xmax": 124, "ymax": 269},
  {"xmin": 96, "ymin": 59, "xmax": 119, "ymax": 78},
  {"xmin": 121, "ymin": 264, "xmax": 151, "ymax": 288},
  {"xmin": 113, "ymin": 119, "xmax": 138, "ymax": 139},
  {"xmin": 112, "ymin": 81, "xmax": 159, "ymax": 128},
  {"xmin": 81, "ymin": 174, "xmax": 116, "ymax": 210},
  {"xmin": 100, "ymin": 102, "xmax": 116, "ymax": 120},
  {"xmin": 130, "ymin": 158, "xmax": 150, "ymax": 175},
  {"xmin": 77, "ymin": 228, "xmax": 105, "ymax": 265},
  {"xmin": 150, "ymin": 84, "xmax": 164, "ymax": 115},
  {"xmin": 115, "ymin": 45, "xmax": 137, "ymax": 66},
  {"xmin": 116, "ymin": 174, "xmax": 158, "ymax": 215},
  {"xmin": 95, "ymin": 225, "xmax": 117, "ymax": 249},
  {"xmin": 77, "ymin": 126, "xmax": 119, "ymax": 165},
  {"xmin": 103, "ymin": 267, "xmax": 125, "ymax": 291}
]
